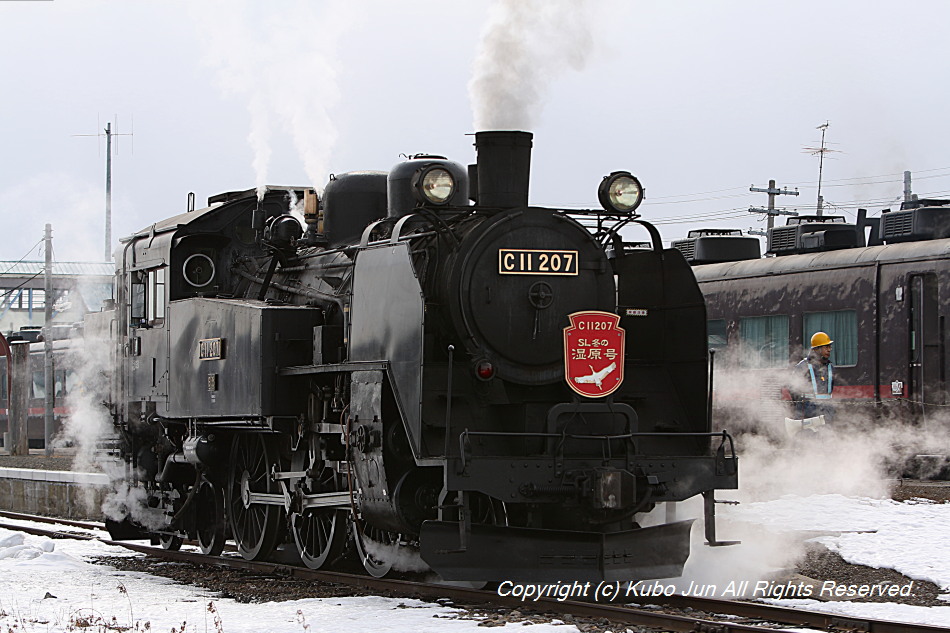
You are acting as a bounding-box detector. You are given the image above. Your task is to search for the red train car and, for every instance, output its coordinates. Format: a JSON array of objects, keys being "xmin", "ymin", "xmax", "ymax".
[{"xmin": 0, "ymin": 328, "xmax": 80, "ymax": 449}]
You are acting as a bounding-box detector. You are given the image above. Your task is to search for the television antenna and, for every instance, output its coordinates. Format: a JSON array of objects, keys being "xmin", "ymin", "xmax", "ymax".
[
  {"xmin": 802, "ymin": 121, "xmax": 840, "ymax": 216},
  {"xmin": 74, "ymin": 115, "xmax": 134, "ymax": 261}
]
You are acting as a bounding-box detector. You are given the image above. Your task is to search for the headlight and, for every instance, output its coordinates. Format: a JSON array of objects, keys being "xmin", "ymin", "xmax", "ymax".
[
  {"xmin": 416, "ymin": 166, "xmax": 456, "ymax": 205},
  {"xmin": 598, "ymin": 171, "xmax": 644, "ymax": 214}
]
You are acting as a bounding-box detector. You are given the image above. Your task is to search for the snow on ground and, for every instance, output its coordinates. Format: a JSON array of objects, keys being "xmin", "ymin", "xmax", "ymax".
[
  {"xmin": 718, "ymin": 494, "xmax": 950, "ymax": 627},
  {"xmin": 1, "ymin": 493, "xmax": 949, "ymax": 631},
  {"xmin": 0, "ymin": 529, "xmax": 575, "ymax": 633},
  {"xmin": 726, "ymin": 494, "xmax": 950, "ymax": 590}
]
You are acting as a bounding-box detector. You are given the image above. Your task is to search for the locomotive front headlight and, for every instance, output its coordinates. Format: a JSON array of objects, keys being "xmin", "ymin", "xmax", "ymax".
[
  {"xmin": 417, "ymin": 167, "xmax": 456, "ymax": 205},
  {"xmin": 598, "ymin": 171, "xmax": 644, "ymax": 214}
]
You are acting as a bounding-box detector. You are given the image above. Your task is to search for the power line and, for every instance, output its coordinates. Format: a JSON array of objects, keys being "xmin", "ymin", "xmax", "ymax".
[
  {"xmin": 654, "ymin": 214, "xmax": 748, "ymax": 224},
  {"xmin": 0, "ymin": 270, "xmax": 45, "ymax": 301},
  {"xmin": 645, "ymin": 192, "xmax": 752, "ymax": 205},
  {"xmin": 650, "ymin": 166, "xmax": 950, "ymax": 204},
  {"xmin": 0, "ymin": 239, "xmax": 44, "ymax": 276},
  {"xmin": 646, "ymin": 186, "xmax": 748, "ymax": 200},
  {"xmin": 545, "ymin": 168, "xmax": 950, "ymax": 214},
  {"xmin": 783, "ymin": 165, "xmax": 950, "ymax": 187}
]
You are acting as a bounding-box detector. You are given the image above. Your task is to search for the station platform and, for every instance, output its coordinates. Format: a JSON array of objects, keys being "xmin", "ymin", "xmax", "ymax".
[{"xmin": 0, "ymin": 451, "xmax": 109, "ymax": 520}]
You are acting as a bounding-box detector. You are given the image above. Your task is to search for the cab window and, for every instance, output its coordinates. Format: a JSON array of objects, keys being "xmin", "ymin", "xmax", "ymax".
[
  {"xmin": 149, "ymin": 267, "xmax": 166, "ymax": 323},
  {"xmin": 130, "ymin": 266, "xmax": 167, "ymax": 327}
]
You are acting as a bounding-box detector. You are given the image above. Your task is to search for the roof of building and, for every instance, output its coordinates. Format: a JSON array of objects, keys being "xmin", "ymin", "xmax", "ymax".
[{"xmin": 0, "ymin": 261, "xmax": 113, "ymax": 277}]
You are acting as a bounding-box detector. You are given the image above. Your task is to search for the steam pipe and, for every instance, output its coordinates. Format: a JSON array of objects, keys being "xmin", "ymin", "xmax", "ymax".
[
  {"xmin": 444, "ymin": 345, "xmax": 454, "ymax": 460},
  {"xmin": 118, "ymin": 233, "xmax": 139, "ymax": 432},
  {"xmin": 256, "ymin": 256, "xmax": 280, "ymax": 301},
  {"xmin": 707, "ymin": 349, "xmax": 715, "ymax": 430}
]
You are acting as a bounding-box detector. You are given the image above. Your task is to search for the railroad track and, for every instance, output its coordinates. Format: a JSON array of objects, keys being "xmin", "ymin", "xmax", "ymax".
[{"xmin": 0, "ymin": 512, "xmax": 943, "ymax": 633}]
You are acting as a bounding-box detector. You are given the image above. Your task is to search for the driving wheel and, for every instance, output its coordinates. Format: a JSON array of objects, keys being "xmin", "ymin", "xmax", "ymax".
[{"xmin": 227, "ymin": 434, "xmax": 282, "ymax": 560}]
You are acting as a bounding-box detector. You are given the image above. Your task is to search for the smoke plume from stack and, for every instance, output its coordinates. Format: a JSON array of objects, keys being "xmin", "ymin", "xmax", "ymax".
[
  {"xmin": 469, "ymin": 0, "xmax": 594, "ymax": 131},
  {"xmin": 189, "ymin": 1, "xmax": 358, "ymax": 198}
]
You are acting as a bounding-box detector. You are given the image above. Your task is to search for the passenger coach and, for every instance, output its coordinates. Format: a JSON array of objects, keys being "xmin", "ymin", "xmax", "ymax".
[{"xmin": 678, "ymin": 202, "xmax": 950, "ymax": 421}]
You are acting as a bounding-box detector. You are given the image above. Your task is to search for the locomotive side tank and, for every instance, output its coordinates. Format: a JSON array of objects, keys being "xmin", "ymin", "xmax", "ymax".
[{"xmin": 102, "ymin": 131, "xmax": 738, "ymax": 582}]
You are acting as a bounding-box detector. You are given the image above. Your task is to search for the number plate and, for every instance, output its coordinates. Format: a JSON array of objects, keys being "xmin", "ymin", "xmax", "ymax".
[
  {"xmin": 198, "ymin": 338, "xmax": 224, "ymax": 361},
  {"xmin": 498, "ymin": 249, "xmax": 578, "ymax": 275}
]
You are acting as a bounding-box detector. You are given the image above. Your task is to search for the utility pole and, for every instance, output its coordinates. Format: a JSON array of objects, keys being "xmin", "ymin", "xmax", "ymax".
[
  {"xmin": 904, "ymin": 171, "xmax": 913, "ymax": 203},
  {"xmin": 9, "ymin": 342, "xmax": 29, "ymax": 456},
  {"xmin": 43, "ymin": 224, "xmax": 54, "ymax": 456},
  {"xmin": 105, "ymin": 123, "xmax": 112, "ymax": 261},
  {"xmin": 749, "ymin": 179, "xmax": 800, "ymax": 230}
]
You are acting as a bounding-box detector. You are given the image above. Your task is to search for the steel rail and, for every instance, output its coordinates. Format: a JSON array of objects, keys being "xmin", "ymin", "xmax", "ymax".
[
  {"xmin": 97, "ymin": 541, "xmax": 950, "ymax": 633},
  {"xmin": 0, "ymin": 510, "xmax": 103, "ymax": 532},
  {"xmin": 0, "ymin": 520, "xmax": 97, "ymax": 540},
  {"xmin": 629, "ymin": 594, "xmax": 947, "ymax": 633},
  {"xmin": 101, "ymin": 542, "xmax": 797, "ymax": 633},
  {"xmin": 0, "ymin": 513, "xmax": 943, "ymax": 633}
]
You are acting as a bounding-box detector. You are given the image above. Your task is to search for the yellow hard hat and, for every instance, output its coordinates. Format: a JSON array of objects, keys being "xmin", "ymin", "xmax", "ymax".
[{"xmin": 810, "ymin": 331, "xmax": 833, "ymax": 348}]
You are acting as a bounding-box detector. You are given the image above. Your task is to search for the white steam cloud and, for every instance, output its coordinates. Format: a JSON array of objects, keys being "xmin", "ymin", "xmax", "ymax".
[
  {"xmin": 649, "ymin": 357, "xmax": 950, "ymax": 589},
  {"xmin": 363, "ymin": 536, "xmax": 430, "ymax": 574},
  {"xmin": 190, "ymin": 1, "xmax": 359, "ymax": 198},
  {"xmin": 56, "ymin": 322, "xmax": 163, "ymax": 529},
  {"xmin": 711, "ymin": 355, "xmax": 950, "ymax": 498},
  {"xmin": 469, "ymin": 0, "xmax": 594, "ymax": 131},
  {"xmin": 247, "ymin": 94, "xmax": 273, "ymax": 201},
  {"xmin": 56, "ymin": 330, "xmax": 112, "ymax": 473},
  {"xmin": 0, "ymin": 174, "xmax": 117, "ymax": 263}
]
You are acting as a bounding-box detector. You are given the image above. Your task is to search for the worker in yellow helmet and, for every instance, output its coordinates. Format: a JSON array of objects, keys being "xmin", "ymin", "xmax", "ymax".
[{"xmin": 786, "ymin": 332, "xmax": 835, "ymax": 435}]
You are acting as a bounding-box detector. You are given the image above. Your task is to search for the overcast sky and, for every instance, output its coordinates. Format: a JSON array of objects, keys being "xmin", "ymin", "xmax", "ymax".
[{"xmin": 3, "ymin": 0, "xmax": 950, "ymax": 263}]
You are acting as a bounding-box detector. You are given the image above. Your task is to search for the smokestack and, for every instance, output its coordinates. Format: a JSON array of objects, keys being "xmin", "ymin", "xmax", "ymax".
[{"xmin": 474, "ymin": 131, "xmax": 532, "ymax": 208}]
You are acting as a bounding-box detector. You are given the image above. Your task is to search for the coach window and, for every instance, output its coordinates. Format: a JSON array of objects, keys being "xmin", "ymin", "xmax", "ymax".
[
  {"xmin": 65, "ymin": 369, "xmax": 80, "ymax": 395},
  {"xmin": 803, "ymin": 310, "xmax": 857, "ymax": 366},
  {"xmin": 54, "ymin": 369, "xmax": 72, "ymax": 397},
  {"xmin": 32, "ymin": 369, "xmax": 45, "ymax": 399},
  {"xmin": 708, "ymin": 319, "xmax": 727, "ymax": 351},
  {"xmin": 739, "ymin": 315, "xmax": 789, "ymax": 368}
]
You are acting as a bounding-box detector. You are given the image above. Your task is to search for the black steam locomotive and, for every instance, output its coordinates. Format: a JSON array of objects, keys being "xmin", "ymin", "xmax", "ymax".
[{"xmin": 97, "ymin": 131, "xmax": 738, "ymax": 582}]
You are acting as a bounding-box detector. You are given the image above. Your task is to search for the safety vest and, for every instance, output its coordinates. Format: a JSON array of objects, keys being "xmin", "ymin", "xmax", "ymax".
[{"xmin": 807, "ymin": 363, "xmax": 833, "ymax": 399}]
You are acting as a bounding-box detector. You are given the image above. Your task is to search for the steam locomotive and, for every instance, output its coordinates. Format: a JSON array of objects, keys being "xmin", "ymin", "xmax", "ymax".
[{"xmin": 97, "ymin": 131, "xmax": 738, "ymax": 582}]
